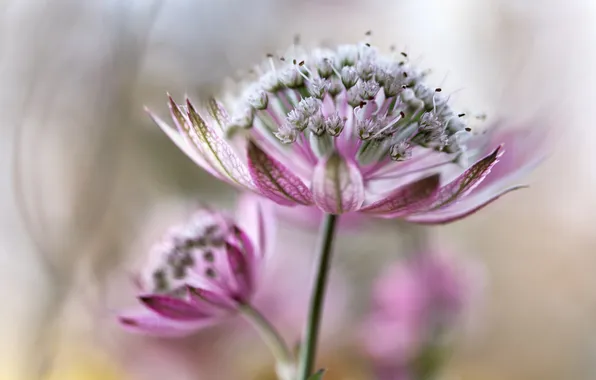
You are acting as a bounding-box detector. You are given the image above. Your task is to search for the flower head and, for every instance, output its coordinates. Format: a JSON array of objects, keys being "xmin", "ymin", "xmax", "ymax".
[
  {"xmin": 119, "ymin": 195, "xmax": 273, "ymax": 336},
  {"xmin": 361, "ymin": 251, "xmax": 483, "ymax": 379},
  {"xmin": 148, "ymin": 40, "xmax": 545, "ymax": 222}
]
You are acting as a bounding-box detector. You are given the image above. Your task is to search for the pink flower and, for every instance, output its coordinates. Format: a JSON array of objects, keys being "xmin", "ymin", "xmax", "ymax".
[
  {"xmin": 362, "ymin": 251, "xmax": 481, "ymax": 377},
  {"xmin": 148, "ymin": 42, "xmax": 544, "ymax": 223},
  {"xmin": 118, "ymin": 195, "xmax": 274, "ymax": 336}
]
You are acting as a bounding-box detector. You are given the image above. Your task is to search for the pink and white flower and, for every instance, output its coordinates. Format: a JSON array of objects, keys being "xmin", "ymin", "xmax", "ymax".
[
  {"xmin": 148, "ymin": 41, "xmax": 544, "ymax": 223},
  {"xmin": 361, "ymin": 250, "xmax": 482, "ymax": 379},
  {"xmin": 118, "ymin": 195, "xmax": 273, "ymax": 336}
]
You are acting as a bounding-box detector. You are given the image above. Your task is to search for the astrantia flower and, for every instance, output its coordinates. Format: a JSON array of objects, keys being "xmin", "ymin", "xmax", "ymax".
[
  {"xmin": 361, "ymin": 251, "xmax": 482, "ymax": 379},
  {"xmin": 149, "ymin": 41, "xmax": 543, "ymax": 222},
  {"xmin": 119, "ymin": 195, "xmax": 273, "ymax": 336}
]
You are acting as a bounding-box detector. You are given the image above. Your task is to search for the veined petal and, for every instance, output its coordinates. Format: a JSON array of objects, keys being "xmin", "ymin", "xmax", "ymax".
[
  {"xmin": 247, "ymin": 141, "xmax": 314, "ymax": 206},
  {"xmin": 312, "ymin": 152, "xmax": 365, "ymax": 214},
  {"xmin": 118, "ymin": 309, "xmax": 213, "ymax": 337},
  {"xmin": 405, "ymin": 185, "xmax": 526, "ymax": 224},
  {"xmin": 418, "ymin": 146, "xmax": 503, "ymax": 212},
  {"xmin": 361, "ymin": 174, "xmax": 440, "ymax": 214},
  {"xmin": 146, "ymin": 107, "xmax": 224, "ymax": 180},
  {"xmin": 225, "ymin": 242, "xmax": 253, "ymax": 300},
  {"xmin": 139, "ymin": 295, "xmax": 210, "ymax": 321},
  {"xmin": 207, "ymin": 98, "xmax": 229, "ymax": 132},
  {"xmin": 172, "ymin": 97, "xmax": 254, "ymax": 189}
]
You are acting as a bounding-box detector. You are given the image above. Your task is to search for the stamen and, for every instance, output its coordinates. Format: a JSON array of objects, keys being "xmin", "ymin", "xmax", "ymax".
[
  {"xmin": 371, "ymin": 111, "xmax": 405, "ymax": 139},
  {"xmin": 390, "ymin": 141, "xmax": 412, "ymax": 161},
  {"xmin": 267, "ymin": 53, "xmax": 277, "ymax": 74}
]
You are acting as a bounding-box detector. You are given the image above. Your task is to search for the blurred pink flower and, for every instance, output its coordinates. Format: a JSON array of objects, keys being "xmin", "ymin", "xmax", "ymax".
[
  {"xmin": 118, "ymin": 195, "xmax": 274, "ymax": 336},
  {"xmin": 362, "ymin": 251, "xmax": 482, "ymax": 378},
  {"xmin": 149, "ymin": 42, "xmax": 542, "ymax": 223}
]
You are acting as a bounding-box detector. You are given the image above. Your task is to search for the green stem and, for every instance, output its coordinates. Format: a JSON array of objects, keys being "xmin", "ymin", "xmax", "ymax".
[
  {"xmin": 297, "ymin": 213, "xmax": 339, "ymax": 380},
  {"xmin": 239, "ymin": 303, "xmax": 294, "ymax": 368}
]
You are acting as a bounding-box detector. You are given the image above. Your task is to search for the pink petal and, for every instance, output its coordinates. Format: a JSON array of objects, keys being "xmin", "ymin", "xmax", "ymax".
[
  {"xmin": 206, "ymin": 98, "xmax": 230, "ymax": 131},
  {"xmin": 405, "ymin": 185, "xmax": 526, "ymax": 225},
  {"xmin": 139, "ymin": 295, "xmax": 210, "ymax": 321},
  {"xmin": 145, "ymin": 107, "xmax": 224, "ymax": 180},
  {"xmin": 361, "ymin": 174, "xmax": 440, "ymax": 214},
  {"xmin": 225, "ymin": 242, "xmax": 253, "ymax": 301},
  {"xmin": 118, "ymin": 309, "xmax": 213, "ymax": 337},
  {"xmin": 247, "ymin": 141, "xmax": 314, "ymax": 206},
  {"xmin": 415, "ymin": 146, "xmax": 503, "ymax": 213},
  {"xmin": 170, "ymin": 97, "xmax": 254, "ymax": 189},
  {"xmin": 471, "ymin": 125, "xmax": 546, "ymax": 194},
  {"xmin": 187, "ymin": 286, "xmax": 237, "ymax": 312},
  {"xmin": 312, "ymin": 152, "xmax": 365, "ymax": 214},
  {"xmin": 234, "ymin": 194, "xmax": 275, "ymax": 258}
]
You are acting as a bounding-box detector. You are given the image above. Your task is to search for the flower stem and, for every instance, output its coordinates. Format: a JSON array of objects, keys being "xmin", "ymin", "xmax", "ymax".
[
  {"xmin": 297, "ymin": 213, "xmax": 339, "ymax": 380},
  {"xmin": 239, "ymin": 303, "xmax": 294, "ymax": 368}
]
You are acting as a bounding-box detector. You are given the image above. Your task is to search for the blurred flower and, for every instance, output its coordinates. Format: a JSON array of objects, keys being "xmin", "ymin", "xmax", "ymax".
[
  {"xmin": 149, "ymin": 41, "xmax": 542, "ymax": 223},
  {"xmin": 118, "ymin": 195, "xmax": 273, "ymax": 336},
  {"xmin": 362, "ymin": 250, "xmax": 483, "ymax": 379}
]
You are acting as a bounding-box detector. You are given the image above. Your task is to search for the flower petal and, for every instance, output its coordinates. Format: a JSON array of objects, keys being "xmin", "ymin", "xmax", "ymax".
[
  {"xmin": 235, "ymin": 194, "xmax": 275, "ymax": 258},
  {"xmin": 405, "ymin": 185, "xmax": 526, "ymax": 224},
  {"xmin": 118, "ymin": 309, "xmax": 213, "ymax": 337},
  {"xmin": 187, "ymin": 286, "xmax": 237, "ymax": 312},
  {"xmin": 139, "ymin": 295, "xmax": 210, "ymax": 321},
  {"xmin": 146, "ymin": 107, "xmax": 224, "ymax": 180},
  {"xmin": 415, "ymin": 146, "xmax": 503, "ymax": 213},
  {"xmin": 312, "ymin": 152, "xmax": 365, "ymax": 214},
  {"xmin": 247, "ymin": 141, "xmax": 314, "ymax": 206},
  {"xmin": 207, "ymin": 98, "xmax": 229, "ymax": 131},
  {"xmin": 225, "ymin": 242, "xmax": 253, "ymax": 300},
  {"xmin": 470, "ymin": 125, "xmax": 546, "ymax": 194},
  {"xmin": 361, "ymin": 174, "xmax": 440, "ymax": 215},
  {"xmin": 173, "ymin": 97, "xmax": 254, "ymax": 189}
]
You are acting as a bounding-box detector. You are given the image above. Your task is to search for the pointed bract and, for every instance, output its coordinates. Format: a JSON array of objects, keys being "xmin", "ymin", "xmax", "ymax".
[
  {"xmin": 312, "ymin": 152, "xmax": 365, "ymax": 214},
  {"xmin": 247, "ymin": 141, "xmax": 314, "ymax": 206}
]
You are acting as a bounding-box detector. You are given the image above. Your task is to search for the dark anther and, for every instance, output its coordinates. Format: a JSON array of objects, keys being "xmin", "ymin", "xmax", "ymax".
[
  {"xmin": 204, "ymin": 224, "xmax": 218, "ymax": 236},
  {"xmin": 399, "ymin": 111, "xmax": 405, "ymax": 118},
  {"xmin": 458, "ymin": 113, "xmax": 466, "ymax": 117},
  {"xmin": 205, "ymin": 268, "xmax": 216, "ymax": 278},
  {"xmin": 401, "ymin": 52, "xmax": 408, "ymax": 58},
  {"xmin": 465, "ymin": 127, "xmax": 472, "ymax": 132},
  {"xmin": 365, "ymin": 30, "xmax": 372, "ymax": 36},
  {"xmin": 298, "ymin": 60, "xmax": 305, "ymax": 66},
  {"xmin": 203, "ymin": 251, "xmax": 215, "ymax": 263},
  {"xmin": 359, "ymin": 101, "xmax": 368, "ymax": 108},
  {"xmin": 181, "ymin": 252, "xmax": 195, "ymax": 266},
  {"xmin": 435, "ymin": 88, "xmax": 442, "ymax": 92},
  {"xmin": 403, "ymin": 72, "xmax": 408, "ymax": 77},
  {"xmin": 401, "ymin": 85, "xmax": 407, "ymax": 89},
  {"xmin": 292, "ymin": 59, "xmax": 297, "ymax": 65},
  {"xmin": 266, "ymin": 53, "xmax": 274, "ymax": 58},
  {"xmin": 280, "ymin": 57, "xmax": 286, "ymax": 61},
  {"xmin": 173, "ymin": 265, "xmax": 186, "ymax": 280},
  {"xmin": 365, "ymin": 43, "xmax": 371, "ymax": 47}
]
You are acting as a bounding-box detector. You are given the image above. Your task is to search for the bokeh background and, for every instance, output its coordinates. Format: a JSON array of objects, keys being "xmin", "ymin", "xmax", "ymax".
[{"xmin": 1, "ymin": 0, "xmax": 596, "ymax": 379}]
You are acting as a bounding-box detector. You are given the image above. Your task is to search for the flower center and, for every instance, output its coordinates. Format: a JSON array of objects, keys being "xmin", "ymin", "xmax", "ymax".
[
  {"xmin": 229, "ymin": 40, "xmax": 475, "ymax": 163},
  {"xmin": 147, "ymin": 211, "xmax": 233, "ymax": 294}
]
